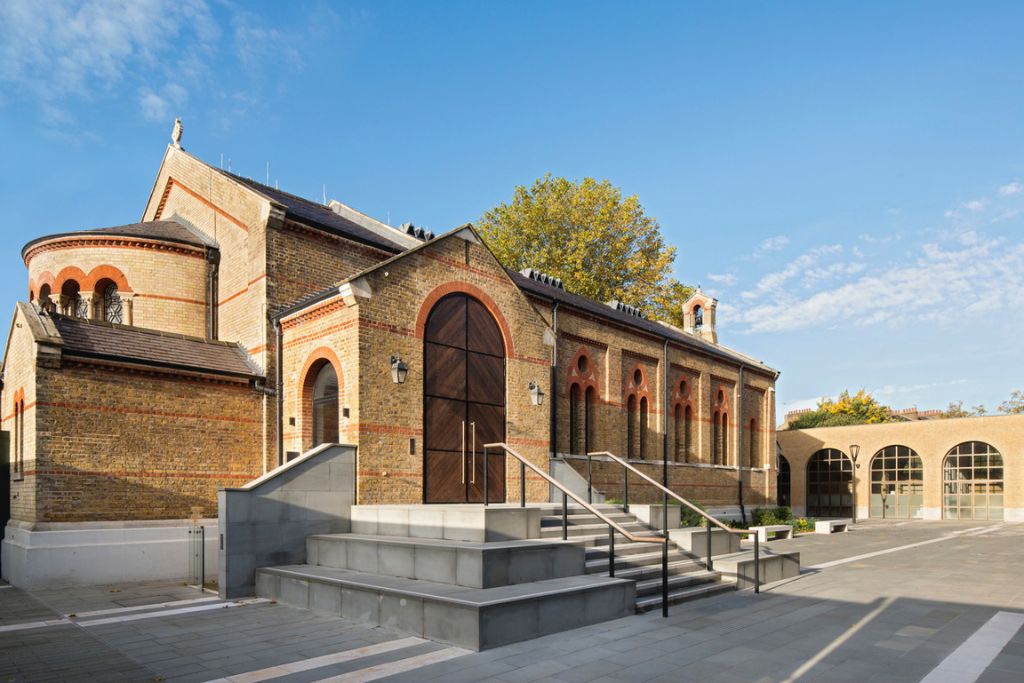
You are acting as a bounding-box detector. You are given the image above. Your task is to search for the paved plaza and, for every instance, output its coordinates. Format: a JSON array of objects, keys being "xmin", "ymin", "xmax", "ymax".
[{"xmin": 2, "ymin": 520, "xmax": 1022, "ymax": 683}]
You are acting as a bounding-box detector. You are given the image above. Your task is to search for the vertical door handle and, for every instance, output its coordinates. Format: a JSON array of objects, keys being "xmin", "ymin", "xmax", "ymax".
[
  {"xmin": 470, "ymin": 422, "xmax": 477, "ymax": 483},
  {"xmin": 461, "ymin": 420, "xmax": 466, "ymax": 484}
]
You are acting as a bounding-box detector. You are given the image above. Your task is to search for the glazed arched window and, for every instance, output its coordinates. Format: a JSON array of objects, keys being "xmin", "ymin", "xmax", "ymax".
[
  {"xmin": 694, "ymin": 305, "xmax": 703, "ymax": 329},
  {"xmin": 638, "ymin": 396, "xmax": 649, "ymax": 459},
  {"xmin": 684, "ymin": 404, "xmax": 693, "ymax": 463},
  {"xmin": 870, "ymin": 445, "xmax": 924, "ymax": 519},
  {"xmin": 627, "ymin": 395, "xmax": 637, "ymax": 458},
  {"xmin": 712, "ymin": 411, "xmax": 721, "ymax": 465},
  {"xmin": 749, "ymin": 418, "xmax": 758, "ymax": 468},
  {"xmin": 311, "ymin": 363, "xmax": 340, "ymax": 446},
  {"xmin": 569, "ymin": 383, "xmax": 582, "ymax": 455},
  {"xmin": 721, "ymin": 412, "xmax": 729, "ymax": 465},
  {"xmin": 584, "ymin": 386, "xmax": 596, "ymax": 454},
  {"xmin": 98, "ymin": 281, "xmax": 123, "ymax": 324},
  {"xmin": 943, "ymin": 441, "xmax": 1003, "ymax": 521}
]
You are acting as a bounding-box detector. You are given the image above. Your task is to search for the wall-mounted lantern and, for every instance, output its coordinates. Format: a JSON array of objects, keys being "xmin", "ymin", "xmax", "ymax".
[
  {"xmin": 528, "ymin": 381, "xmax": 545, "ymax": 406},
  {"xmin": 390, "ymin": 355, "xmax": 409, "ymax": 384},
  {"xmin": 849, "ymin": 443, "xmax": 861, "ymax": 524}
]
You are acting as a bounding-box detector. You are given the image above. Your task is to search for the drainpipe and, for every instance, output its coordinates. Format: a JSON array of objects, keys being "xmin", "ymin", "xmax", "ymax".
[
  {"xmin": 550, "ymin": 302, "xmax": 560, "ymax": 460},
  {"xmin": 274, "ymin": 318, "xmax": 283, "ymax": 467},
  {"xmin": 662, "ymin": 338, "xmax": 669, "ymax": 535},
  {"xmin": 737, "ymin": 365, "xmax": 746, "ymax": 524},
  {"xmin": 206, "ymin": 248, "xmax": 220, "ymax": 339}
]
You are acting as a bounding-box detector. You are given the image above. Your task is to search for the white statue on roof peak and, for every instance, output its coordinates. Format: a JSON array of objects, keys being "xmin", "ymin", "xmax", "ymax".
[{"xmin": 171, "ymin": 118, "xmax": 183, "ymax": 149}]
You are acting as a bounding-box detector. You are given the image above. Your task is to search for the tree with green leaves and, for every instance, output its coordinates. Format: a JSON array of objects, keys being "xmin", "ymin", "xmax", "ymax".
[
  {"xmin": 787, "ymin": 390, "xmax": 895, "ymax": 429},
  {"xmin": 477, "ymin": 174, "xmax": 691, "ymax": 326},
  {"xmin": 997, "ymin": 390, "xmax": 1024, "ymax": 414}
]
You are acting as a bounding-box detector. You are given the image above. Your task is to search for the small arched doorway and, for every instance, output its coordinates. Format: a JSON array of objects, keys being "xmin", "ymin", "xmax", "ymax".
[
  {"xmin": 869, "ymin": 445, "xmax": 924, "ymax": 519},
  {"xmin": 311, "ymin": 363, "xmax": 340, "ymax": 447},
  {"xmin": 943, "ymin": 441, "xmax": 1004, "ymax": 521},
  {"xmin": 423, "ymin": 293, "xmax": 506, "ymax": 503},
  {"xmin": 806, "ymin": 448, "xmax": 853, "ymax": 518},
  {"xmin": 777, "ymin": 454, "xmax": 791, "ymax": 508}
]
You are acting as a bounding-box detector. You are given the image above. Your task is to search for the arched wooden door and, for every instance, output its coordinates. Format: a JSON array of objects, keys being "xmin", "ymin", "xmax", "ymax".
[{"xmin": 423, "ymin": 293, "xmax": 506, "ymax": 503}]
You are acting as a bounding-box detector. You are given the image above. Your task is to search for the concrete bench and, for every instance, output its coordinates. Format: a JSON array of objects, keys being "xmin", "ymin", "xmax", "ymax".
[
  {"xmin": 815, "ymin": 519, "xmax": 851, "ymax": 534},
  {"xmin": 750, "ymin": 525, "xmax": 793, "ymax": 542}
]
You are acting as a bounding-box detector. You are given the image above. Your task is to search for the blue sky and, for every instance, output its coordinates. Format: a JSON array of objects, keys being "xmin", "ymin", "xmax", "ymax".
[{"xmin": 2, "ymin": 1, "xmax": 1023, "ymax": 418}]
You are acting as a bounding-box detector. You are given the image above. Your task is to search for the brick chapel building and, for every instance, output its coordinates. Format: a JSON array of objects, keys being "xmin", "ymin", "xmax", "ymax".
[{"xmin": 1, "ymin": 139, "xmax": 779, "ymax": 587}]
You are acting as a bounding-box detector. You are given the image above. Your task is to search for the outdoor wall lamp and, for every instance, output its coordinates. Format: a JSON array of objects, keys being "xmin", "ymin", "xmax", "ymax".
[
  {"xmin": 528, "ymin": 381, "xmax": 545, "ymax": 406},
  {"xmin": 390, "ymin": 355, "xmax": 409, "ymax": 384}
]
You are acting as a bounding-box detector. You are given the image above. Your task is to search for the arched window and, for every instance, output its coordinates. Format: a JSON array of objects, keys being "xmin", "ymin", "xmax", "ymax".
[
  {"xmin": 870, "ymin": 445, "xmax": 924, "ymax": 518},
  {"xmin": 673, "ymin": 404, "xmax": 683, "ymax": 462},
  {"xmin": 684, "ymin": 404, "xmax": 692, "ymax": 463},
  {"xmin": 749, "ymin": 418, "xmax": 758, "ymax": 468},
  {"xmin": 943, "ymin": 441, "xmax": 1003, "ymax": 521},
  {"xmin": 61, "ymin": 280, "xmax": 86, "ymax": 318},
  {"xmin": 694, "ymin": 305, "xmax": 703, "ymax": 329},
  {"xmin": 584, "ymin": 386, "xmax": 596, "ymax": 454},
  {"xmin": 569, "ymin": 383, "xmax": 582, "ymax": 455},
  {"xmin": 37, "ymin": 284, "xmax": 52, "ymax": 312},
  {"xmin": 777, "ymin": 454, "xmax": 791, "ymax": 508},
  {"xmin": 99, "ymin": 281, "xmax": 123, "ymax": 324},
  {"xmin": 712, "ymin": 411, "xmax": 720, "ymax": 465},
  {"xmin": 627, "ymin": 395, "xmax": 637, "ymax": 458},
  {"xmin": 721, "ymin": 412, "xmax": 729, "ymax": 465},
  {"xmin": 638, "ymin": 396, "xmax": 648, "ymax": 459},
  {"xmin": 806, "ymin": 448, "xmax": 853, "ymax": 518},
  {"xmin": 311, "ymin": 363, "xmax": 340, "ymax": 446}
]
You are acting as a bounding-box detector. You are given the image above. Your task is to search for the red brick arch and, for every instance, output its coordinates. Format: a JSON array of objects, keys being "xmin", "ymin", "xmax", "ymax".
[
  {"xmin": 624, "ymin": 363, "xmax": 651, "ymax": 402},
  {"xmin": 87, "ymin": 265, "xmax": 133, "ymax": 292},
  {"xmin": 414, "ymin": 281, "xmax": 516, "ymax": 358},
  {"xmin": 566, "ymin": 347, "xmax": 599, "ymax": 393},
  {"xmin": 298, "ymin": 347, "xmax": 345, "ymax": 451},
  {"xmin": 54, "ymin": 266, "xmax": 89, "ymax": 292}
]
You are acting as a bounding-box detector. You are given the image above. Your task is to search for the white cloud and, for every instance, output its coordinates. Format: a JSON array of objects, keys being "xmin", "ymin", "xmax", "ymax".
[
  {"xmin": 963, "ymin": 199, "xmax": 988, "ymax": 212},
  {"xmin": 999, "ymin": 181, "xmax": 1023, "ymax": 196},
  {"xmin": 730, "ymin": 234, "xmax": 1024, "ymax": 334},
  {"xmin": 707, "ymin": 272, "xmax": 738, "ymax": 286},
  {"xmin": 760, "ymin": 235, "xmax": 790, "ymax": 252}
]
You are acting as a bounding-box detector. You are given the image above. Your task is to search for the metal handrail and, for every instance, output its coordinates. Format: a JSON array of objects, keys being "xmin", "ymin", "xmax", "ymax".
[
  {"xmin": 483, "ymin": 442, "xmax": 674, "ymax": 617},
  {"xmin": 587, "ymin": 451, "xmax": 762, "ymax": 593}
]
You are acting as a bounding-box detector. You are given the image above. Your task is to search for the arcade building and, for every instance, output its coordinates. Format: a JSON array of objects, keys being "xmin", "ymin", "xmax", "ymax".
[{"xmin": 1, "ymin": 139, "xmax": 779, "ymax": 588}]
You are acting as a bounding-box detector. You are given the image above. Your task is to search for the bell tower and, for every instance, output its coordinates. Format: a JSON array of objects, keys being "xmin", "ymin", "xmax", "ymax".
[{"xmin": 682, "ymin": 288, "xmax": 718, "ymax": 344}]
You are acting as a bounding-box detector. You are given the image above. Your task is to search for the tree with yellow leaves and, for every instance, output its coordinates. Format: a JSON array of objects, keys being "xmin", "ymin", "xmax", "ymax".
[
  {"xmin": 788, "ymin": 390, "xmax": 895, "ymax": 429},
  {"xmin": 477, "ymin": 174, "xmax": 691, "ymax": 326}
]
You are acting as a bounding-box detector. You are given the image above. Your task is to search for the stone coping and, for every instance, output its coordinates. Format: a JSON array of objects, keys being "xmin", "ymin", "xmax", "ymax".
[
  {"xmin": 307, "ymin": 533, "xmax": 573, "ymax": 552},
  {"xmin": 260, "ymin": 565, "xmax": 633, "ymax": 608},
  {"xmin": 8, "ymin": 518, "xmax": 218, "ymax": 532}
]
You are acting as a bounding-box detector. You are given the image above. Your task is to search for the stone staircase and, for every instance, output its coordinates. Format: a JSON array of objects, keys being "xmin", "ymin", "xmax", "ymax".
[{"xmin": 534, "ymin": 504, "xmax": 736, "ymax": 612}]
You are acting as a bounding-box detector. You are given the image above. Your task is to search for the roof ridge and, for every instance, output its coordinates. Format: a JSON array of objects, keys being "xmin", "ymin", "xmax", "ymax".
[{"xmin": 222, "ymin": 170, "xmax": 324, "ymax": 209}]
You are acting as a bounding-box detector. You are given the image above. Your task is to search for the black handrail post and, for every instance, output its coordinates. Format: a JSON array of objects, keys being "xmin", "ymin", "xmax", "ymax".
[
  {"xmin": 608, "ymin": 527, "xmax": 615, "ymax": 577},
  {"xmin": 623, "ymin": 465, "xmax": 629, "ymax": 513},
  {"xmin": 661, "ymin": 536, "xmax": 669, "ymax": 618},
  {"xmin": 520, "ymin": 459, "xmax": 526, "ymax": 508},
  {"xmin": 753, "ymin": 534, "xmax": 760, "ymax": 594},
  {"xmin": 483, "ymin": 446, "xmax": 489, "ymax": 506},
  {"xmin": 587, "ymin": 452, "xmax": 593, "ymax": 504},
  {"xmin": 199, "ymin": 525, "xmax": 205, "ymax": 592},
  {"xmin": 562, "ymin": 492, "xmax": 569, "ymax": 540},
  {"xmin": 706, "ymin": 521, "xmax": 714, "ymax": 571}
]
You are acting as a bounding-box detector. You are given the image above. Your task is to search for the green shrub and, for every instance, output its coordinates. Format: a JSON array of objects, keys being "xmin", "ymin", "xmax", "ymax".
[
  {"xmin": 679, "ymin": 504, "xmax": 707, "ymax": 528},
  {"xmin": 790, "ymin": 517, "xmax": 816, "ymax": 533}
]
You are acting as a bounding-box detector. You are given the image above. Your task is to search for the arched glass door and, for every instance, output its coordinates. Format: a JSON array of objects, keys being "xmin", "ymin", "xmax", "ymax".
[
  {"xmin": 869, "ymin": 445, "xmax": 924, "ymax": 518},
  {"xmin": 807, "ymin": 448, "xmax": 853, "ymax": 517},
  {"xmin": 311, "ymin": 363, "xmax": 339, "ymax": 446},
  {"xmin": 943, "ymin": 442, "xmax": 1004, "ymax": 521}
]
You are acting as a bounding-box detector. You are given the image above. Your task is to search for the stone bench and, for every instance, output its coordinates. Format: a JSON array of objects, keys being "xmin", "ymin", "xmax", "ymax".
[
  {"xmin": 750, "ymin": 524, "xmax": 793, "ymax": 542},
  {"xmin": 815, "ymin": 519, "xmax": 851, "ymax": 534}
]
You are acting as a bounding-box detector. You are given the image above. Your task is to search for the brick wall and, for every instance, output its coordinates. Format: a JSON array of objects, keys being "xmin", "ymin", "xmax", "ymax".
[
  {"xmin": 2, "ymin": 306, "xmax": 39, "ymax": 521},
  {"xmin": 23, "ymin": 362, "xmax": 263, "ymax": 523}
]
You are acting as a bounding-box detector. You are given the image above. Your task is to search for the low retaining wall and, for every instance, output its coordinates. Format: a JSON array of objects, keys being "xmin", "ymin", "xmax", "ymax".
[
  {"xmin": 1, "ymin": 519, "xmax": 217, "ymax": 590},
  {"xmin": 218, "ymin": 444, "xmax": 356, "ymax": 599}
]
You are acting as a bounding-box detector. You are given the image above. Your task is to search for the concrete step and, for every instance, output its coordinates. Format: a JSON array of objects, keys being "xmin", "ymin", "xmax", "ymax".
[
  {"xmin": 585, "ymin": 540, "xmax": 671, "ymax": 558},
  {"xmin": 589, "ymin": 557, "xmax": 706, "ymax": 581},
  {"xmin": 540, "ymin": 522, "xmax": 651, "ymax": 538},
  {"xmin": 711, "ymin": 549, "xmax": 802, "ymax": 589},
  {"xmin": 256, "ymin": 564, "xmax": 635, "ymax": 651},
  {"xmin": 532, "ymin": 504, "xmax": 625, "ymax": 516},
  {"xmin": 585, "ymin": 551, "xmax": 700, "ymax": 575},
  {"xmin": 633, "ymin": 570, "xmax": 722, "ymax": 597},
  {"xmin": 635, "ymin": 581, "xmax": 737, "ymax": 612},
  {"xmin": 307, "ymin": 534, "xmax": 584, "ymax": 589},
  {"xmin": 540, "ymin": 513, "xmax": 636, "ymax": 527}
]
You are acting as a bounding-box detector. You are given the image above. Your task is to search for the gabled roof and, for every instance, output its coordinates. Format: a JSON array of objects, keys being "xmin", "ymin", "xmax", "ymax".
[
  {"xmin": 50, "ymin": 314, "xmax": 260, "ymax": 380},
  {"xmin": 510, "ymin": 270, "xmax": 778, "ymax": 376},
  {"xmin": 22, "ymin": 220, "xmax": 213, "ymax": 259},
  {"xmin": 221, "ymin": 172, "xmax": 413, "ymax": 254}
]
